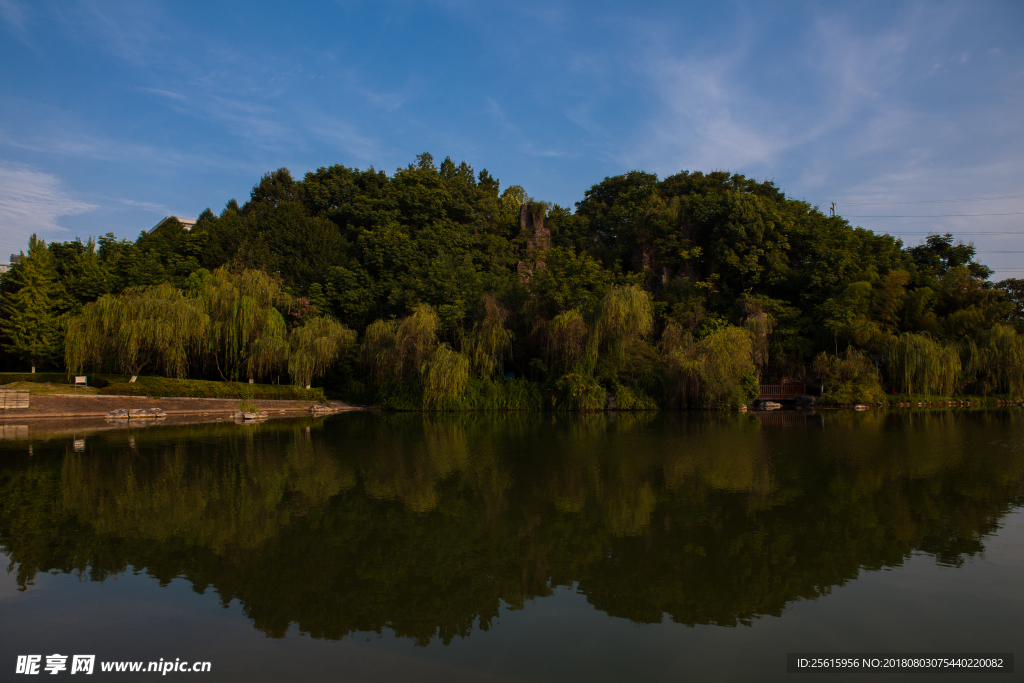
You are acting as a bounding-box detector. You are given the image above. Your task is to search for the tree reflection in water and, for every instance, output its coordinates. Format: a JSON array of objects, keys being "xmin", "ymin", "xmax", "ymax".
[{"xmin": 1, "ymin": 410, "xmax": 1021, "ymax": 645}]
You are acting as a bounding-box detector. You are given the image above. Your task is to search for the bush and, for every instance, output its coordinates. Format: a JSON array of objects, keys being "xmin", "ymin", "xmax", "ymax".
[
  {"xmin": 98, "ymin": 376, "xmax": 324, "ymax": 401},
  {"xmin": 459, "ymin": 377, "xmax": 545, "ymax": 411},
  {"xmin": 663, "ymin": 325, "xmax": 757, "ymax": 410},
  {"xmin": 813, "ymin": 349, "xmax": 885, "ymax": 405},
  {"xmin": 0, "ymin": 372, "xmax": 110, "ymax": 388},
  {"xmin": 553, "ymin": 373, "xmax": 608, "ymax": 411},
  {"xmin": 610, "ymin": 384, "xmax": 659, "ymax": 410},
  {"xmin": 0, "ymin": 372, "xmax": 71, "ymax": 385}
]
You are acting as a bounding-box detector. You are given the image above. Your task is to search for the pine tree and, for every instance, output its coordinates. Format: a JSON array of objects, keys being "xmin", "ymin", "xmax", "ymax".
[{"xmin": 1, "ymin": 235, "xmax": 63, "ymax": 372}]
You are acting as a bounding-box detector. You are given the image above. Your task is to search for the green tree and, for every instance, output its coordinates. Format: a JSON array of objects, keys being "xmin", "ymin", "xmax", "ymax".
[
  {"xmin": 1, "ymin": 235, "xmax": 63, "ymax": 372},
  {"xmin": 288, "ymin": 316, "xmax": 356, "ymax": 389},
  {"xmin": 64, "ymin": 283, "xmax": 209, "ymax": 379},
  {"xmin": 996, "ymin": 278, "xmax": 1024, "ymax": 330},
  {"xmin": 200, "ymin": 268, "xmax": 291, "ymax": 383}
]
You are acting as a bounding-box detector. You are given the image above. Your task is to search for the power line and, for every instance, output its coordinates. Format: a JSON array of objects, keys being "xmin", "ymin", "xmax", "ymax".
[
  {"xmin": 844, "ymin": 212, "xmax": 1024, "ymax": 218},
  {"xmin": 838, "ymin": 194, "xmax": 1024, "ymax": 206}
]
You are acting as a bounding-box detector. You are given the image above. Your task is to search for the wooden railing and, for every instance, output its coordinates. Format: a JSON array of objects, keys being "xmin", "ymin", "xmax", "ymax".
[{"xmin": 757, "ymin": 384, "xmax": 806, "ymax": 398}]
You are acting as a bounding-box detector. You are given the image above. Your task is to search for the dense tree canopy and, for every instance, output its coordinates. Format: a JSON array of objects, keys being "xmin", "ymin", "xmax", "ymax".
[{"xmin": 1, "ymin": 155, "xmax": 1019, "ymax": 405}]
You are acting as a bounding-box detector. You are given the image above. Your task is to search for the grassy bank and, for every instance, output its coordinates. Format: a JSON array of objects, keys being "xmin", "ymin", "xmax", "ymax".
[
  {"xmin": 0, "ymin": 381, "xmax": 100, "ymax": 395},
  {"xmin": 880, "ymin": 394, "xmax": 1022, "ymax": 406},
  {"xmin": 0, "ymin": 372, "xmax": 83, "ymax": 385},
  {"xmin": 98, "ymin": 376, "xmax": 325, "ymax": 402},
  {"xmin": 818, "ymin": 392, "xmax": 1022, "ymax": 407}
]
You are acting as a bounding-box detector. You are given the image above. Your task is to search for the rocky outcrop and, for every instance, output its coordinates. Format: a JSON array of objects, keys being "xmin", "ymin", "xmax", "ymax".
[
  {"xmin": 309, "ymin": 405, "xmax": 345, "ymax": 415},
  {"xmin": 517, "ymin": 203, "xmax": 551, "ymax": 280}
]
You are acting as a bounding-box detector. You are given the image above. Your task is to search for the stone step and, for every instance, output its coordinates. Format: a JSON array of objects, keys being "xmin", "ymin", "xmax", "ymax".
[{"xmin": 0, "ymin": 390, "xmax": 30, "ymax": 409}]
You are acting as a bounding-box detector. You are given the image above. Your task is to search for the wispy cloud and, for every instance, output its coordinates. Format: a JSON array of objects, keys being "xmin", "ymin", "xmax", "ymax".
[
  {"xmin": 0, "ymin": 116, "xmax": 256, "ymax": 174},
  {"xmin": 0, "ymin": 0, "xmax": 26, "ymax": 32},
  {"xmin": 0, "ymin": 163, "xmax": 96, "ymax": 258},
  {"xmin": 139, "ymin": 87, "xmax": 187, "ymax": 101},
  {"xmin": 307, "ymin": 114, "xmax": 379, "ymax": 161},
  {"xmin": 114, "ymin": 197, "xmax": 170, "ymax": 213},
  {"xmin": 53, "ymin": 0, "xmax": 168, "ymax": 65}
]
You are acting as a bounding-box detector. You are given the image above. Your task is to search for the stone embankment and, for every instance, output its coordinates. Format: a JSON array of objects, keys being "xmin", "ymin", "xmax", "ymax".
[{"xmin": 0, "ymin": 393, "xmax": 361, "ymax": 421}]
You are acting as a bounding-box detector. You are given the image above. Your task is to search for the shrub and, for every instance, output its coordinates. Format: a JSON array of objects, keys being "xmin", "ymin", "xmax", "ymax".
[
  {"xmin": 663, "ymin": 324, "xmax": 757, "ymax": 410},
  {"xmin": 813, "ymin": 348, "xmax": 885, "ymax": 404},
  {"xmin": 99, "ymin": 376, "xmax": 324, "ymax": 401},
  {"xmin": 553, "ymin": 373, "xmax": 607, "ymax": 411}
]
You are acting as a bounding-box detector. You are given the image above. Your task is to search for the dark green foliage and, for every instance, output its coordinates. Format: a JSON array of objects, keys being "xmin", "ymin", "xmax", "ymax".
[
  {"xmin": 5, "ymin": 154, "xmax": 1019, "ymax": 408},
  {"xmin": 0, "ymin": 372, "xmax": 76, "ymax": 385},
  {"xmin": 884, "ymin": 333, "xmax": 961, "ymax": 396},
  {"xmin": 962, "ymin": 325, "xmax": 1024, "ymax": 398},
  {"xmin": 813, "ymin": 348, "xmax": 886, "ymax": 404},
  {"xmin": 1, "ymin": 235, "xmax": 63, "ymax": 371},
  {"xmin": 996, "ymin": 278, "xmax": 1024, "ymax": 330}
]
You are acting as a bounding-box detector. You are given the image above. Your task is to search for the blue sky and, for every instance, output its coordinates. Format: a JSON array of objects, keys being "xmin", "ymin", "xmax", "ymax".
[{"xmin": 1, "ymin": 1, "xmax": 1022, "ymax": 278}]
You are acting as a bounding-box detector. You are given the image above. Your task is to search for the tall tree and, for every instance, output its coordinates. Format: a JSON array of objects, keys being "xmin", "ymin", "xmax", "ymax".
[
  {"xmin": 288, "ymin": 316, "xmax": 355, "ymax": 389},
  {"xmin": 1, "ymin": 235, "xmax": 62, "ymax": 372},
  {"xmin": 201, "ymin": 268, "xmax": 290, "ymax": 383},
  {"xmin": 65, "ymin": 283, "xmax": 209, "ymax": 379}
]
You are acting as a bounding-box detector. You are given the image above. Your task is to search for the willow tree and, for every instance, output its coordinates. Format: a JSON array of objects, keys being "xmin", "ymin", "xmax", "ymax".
[
  {"xmin": 462, "ymin": 294, "xmax": 513, "ymax": 378},
  {"xmin": 962, "ymin": 324, "xmax": 1024, "ymax": 397},
  {"xmin": 362, "ymin": 303, "xmax": 473, "ymax": 407},
  {"xmin": 741, "ymin": 297, "xmax": 773, "ymax": 379},
  {"xmin": 884, "ymin": 332, "xmax": 961, "ymax": 395},
  {"xmin": 545, "ymin": 309, "xmax": 588, "ymax": 373},
  {"xmin": 201, "ymin": 268, "xmax": 289, "ymax": 383},
  {"xmin": 591, "ymin": 285, "xmax": 654, "ymax": 366},
  {"xmin": 288, "ymin": 316, "xmax": 356, "ymax": 389},
  {"xmin": 362, "ymin": 303, "xmax": 440, "ymax": 384},
  {"xmin": 65, "ymin": 283, "xmax": 208, "ymax": 378},
  {"xmin": 420, "ymin": 344, "xmax": 470, "ymax": 408},
  {"xmin": 662, "ymin": 324, "xmax": 756, "ymax": 409}
]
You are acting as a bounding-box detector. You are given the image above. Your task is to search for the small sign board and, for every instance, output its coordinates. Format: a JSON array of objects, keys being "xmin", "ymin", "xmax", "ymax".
[{"xmin": 74, "ymin": 376, "xmax": 88, "ymax": 387}]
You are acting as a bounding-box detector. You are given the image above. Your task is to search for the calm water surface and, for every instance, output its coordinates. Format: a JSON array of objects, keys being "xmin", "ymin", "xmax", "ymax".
[{"xmin": 1, "ymin": 410, "xmax": 1022, "ymax": 681}]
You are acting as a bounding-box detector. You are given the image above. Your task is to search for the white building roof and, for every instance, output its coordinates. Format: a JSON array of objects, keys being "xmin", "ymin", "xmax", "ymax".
[{"xmin": 149, "ymin": 216, "xmax": 197, "ymax": 233}]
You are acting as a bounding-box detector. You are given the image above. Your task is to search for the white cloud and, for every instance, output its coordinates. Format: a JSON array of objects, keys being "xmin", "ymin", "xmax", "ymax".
[
  {"xmin": 115, "ymin": 198, "xmax": 169, "ymax": 213},
  {"xmin": 307, "ymin": 115, "xmax": 379, "ymax": 161},
  {"xmin": 0, "ymin": 163, "xmax": 96, "ymax": 258},
  {"xmin": 139, "ymin": 87, "xmax": 187, "ymax": 101},
  {"xmin": 0, "ymin": 0, "xmax": 26, "ymax": 32}
]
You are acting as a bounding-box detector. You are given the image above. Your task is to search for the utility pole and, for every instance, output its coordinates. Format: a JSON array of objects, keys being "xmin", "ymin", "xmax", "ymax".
[{"xmin": 829, "ymin": 202, "xmax": 836, "ymax": 217}]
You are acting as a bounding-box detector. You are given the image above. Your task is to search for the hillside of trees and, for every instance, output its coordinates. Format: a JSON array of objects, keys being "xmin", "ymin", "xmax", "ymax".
[{"xmin": 2, "ymin": 153, "xmax": 1023, "ymax": 409}]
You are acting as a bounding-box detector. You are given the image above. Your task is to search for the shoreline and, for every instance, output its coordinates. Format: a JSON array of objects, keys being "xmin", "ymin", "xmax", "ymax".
[{"xmin": 0, "ymin": 393, "xmax": 363, "ymax": 421}]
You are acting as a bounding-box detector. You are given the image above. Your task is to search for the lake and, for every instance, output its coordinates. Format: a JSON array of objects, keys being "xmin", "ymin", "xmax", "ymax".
[{"xmin": 1, "ymin": 410, "xmax": 1021, "ymax": 681}]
